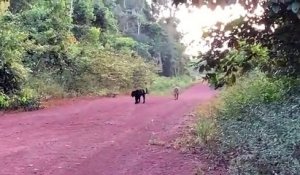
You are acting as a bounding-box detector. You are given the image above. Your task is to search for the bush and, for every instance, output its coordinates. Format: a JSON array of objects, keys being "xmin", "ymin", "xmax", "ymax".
[
  {"xmin": 209, "ymin": 71, "xmax": 300, "ymax": 174},
  {"xmin": 220, "ymin": 71, "xmax": 287, "ymax": 119},
  {"xmin": 0, "ymin": 92, "xmax": 10, "ymax": 109},
  {"xmin": 150, "ymin": 75, "xmax": 194, "ymax": 95},
  {"xmin": 26, "ymin": 74, "xmax": 66, "ymax": 99},
  {"xmin": 64, "ymin": 47, "xmax": 155, "ymax": 95},
  {"xmin": 193, "ymin": 71, "xmax": 300, "ymax": 174},
  {"xmin": 0, "ymin": 15, "xmax": 28, "ymax": 94},
  {"xmin": 22, "ymin": 46, "xmax": 155, "ymax": 100},
  {"xmin": 220, "ymin": 97, "xmax": 300, "ymax": 175},
  {"xmin": 195, "ymin": 117, "xmax": 216, "ymax": 144},
  {"xmin": 194, "ymin": 100, "xmax": 220, "ymax": 145},
  {"xmin": 18, "ymin": 88, "xmax": 40, "ymax": 111},
  {"xmin": 0, "ymin": 88, "xmax": 40, "ymax": 111}
]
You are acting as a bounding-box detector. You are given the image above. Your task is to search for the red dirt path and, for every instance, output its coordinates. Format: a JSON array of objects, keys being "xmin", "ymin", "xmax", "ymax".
[{"xmin": 0, "ymin": 84, "xmax": 224, "ymax": 175}]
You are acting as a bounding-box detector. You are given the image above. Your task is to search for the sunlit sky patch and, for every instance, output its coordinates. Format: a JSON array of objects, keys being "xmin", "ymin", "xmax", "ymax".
[{"xmin": 147, "ymin": 1, "xmax": 264, "ymax": 56}]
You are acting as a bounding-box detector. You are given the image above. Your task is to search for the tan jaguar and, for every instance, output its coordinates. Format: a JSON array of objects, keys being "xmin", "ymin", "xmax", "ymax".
[{"xmin": 173, "ymin": 87, "xmax": 179, "ymax": 100}]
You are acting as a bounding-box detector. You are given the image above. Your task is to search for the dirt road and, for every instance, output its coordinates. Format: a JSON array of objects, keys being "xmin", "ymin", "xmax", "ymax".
[{"xmin": 0, "ymin": 84, "xmax": 222, "ymax": 175}]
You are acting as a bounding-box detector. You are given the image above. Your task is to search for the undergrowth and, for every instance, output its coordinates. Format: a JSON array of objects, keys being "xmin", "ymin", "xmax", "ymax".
[
  {"xmin": 193, "ymin": 71, "xmax": 300, "ymax": 174},
  {"xmin": 0, "ymin": 88, "xmax": 40, "ymax": 111},
  {"xmin": 149, "ymin": 75, "xmax": 195, "ymax": 95}
]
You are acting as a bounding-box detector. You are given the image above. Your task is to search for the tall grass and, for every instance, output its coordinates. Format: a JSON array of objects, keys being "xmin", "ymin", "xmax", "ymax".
[
  {"xmin": 150, "ymin": 75, "xmax": 195, "ymax": 95},
  {"xmin": 195, "ymin": 117, "xmax": 216, "ymax": 144}
]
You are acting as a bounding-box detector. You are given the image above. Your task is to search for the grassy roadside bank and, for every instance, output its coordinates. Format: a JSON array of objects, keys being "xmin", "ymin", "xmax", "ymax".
[
  {"xmin": 177, "ymin": 71, "xmax": 300, "ymax": 174},
  {"xmin": 0, "ymin": 75, "xmax": 197, "ymax": 112},
  {"xmin": 149, "ymin": 75, "xmax": 197, "ymax": 95}
]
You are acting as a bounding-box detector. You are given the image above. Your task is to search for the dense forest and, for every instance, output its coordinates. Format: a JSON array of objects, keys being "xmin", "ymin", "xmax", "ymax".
[
  {"xmin": 170, "ymin": 0, "xmax": 300, "ymax": 174},
  {"xmin": 0, "ymin": 0, "xmax": 189, "ymax": 110},
  {"xmin": 3, "ymin": 0, "xmax": 300, "ymax": 173}
]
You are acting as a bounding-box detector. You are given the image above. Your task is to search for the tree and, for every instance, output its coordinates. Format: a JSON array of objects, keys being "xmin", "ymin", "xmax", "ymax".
[
  {"xmin": 9, "ymin": 0, "xmax": 36, "ymax": 13},
  {"xmin": 169, "ymin": 0, "xmax": 300, "ymax": 86},
  {"xmin": 0, "ymin": 0, "xmax": 157, "ymax": 110},
  {"xmin": 0, "ymin": 14, "xmax": 28, "ymax": 94},
  {"xmin": 72, "ymin": 0, "xmax": 95, "ymax": 25},
  {"xmin": 113, "ymin": 0, "xmax": 186, "ymax": 77},
  {"xmin": 18, "ymin": 0, "xmax": 74, "ymax": 81}
]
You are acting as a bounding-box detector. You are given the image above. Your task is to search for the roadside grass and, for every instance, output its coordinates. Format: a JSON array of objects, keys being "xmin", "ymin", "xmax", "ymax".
[
  {"xmin": 171, "ymin": 99, "xmax": 222, "ymax": 151},
  {"xmin": 194, "ymin": 99, "xmax": 222, "ymax": 145},
  {"xmin": 149, "ymin": 75, "xmax": 196, "ymax": 95},
  {"xmin": 189, "ymin": 71, "xmax": 300, "ymax": 174},
  {"xmin": 171, "ymin": 99, "xmax": 227, "ymax": 174},
  {"xmin": 3, "ymin": 74, "xmax": 196, "ymax": 111}
]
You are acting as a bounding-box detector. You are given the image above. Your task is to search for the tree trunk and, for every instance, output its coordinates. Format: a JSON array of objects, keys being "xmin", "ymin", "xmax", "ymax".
[
  {"xmin": 137, "ymin": 20, "xmax": 141, "ymax": 35},
  {"xmin": 69, "ymin": 0, "xmax": 73, "ymax": 18},
  {"xmin": 123, "ymin": 0, "xmax": 126, "ymax": 9},
  {"xmin": 157, "ymin": 53, "xmax": 163, "ymax": 72},
  {"xmin": 126, "ymin": 21, "xmax": 129, "ymax": 31}
]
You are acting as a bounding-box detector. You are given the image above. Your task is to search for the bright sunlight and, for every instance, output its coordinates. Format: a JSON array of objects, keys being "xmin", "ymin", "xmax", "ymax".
[{"xmin": 152, "ymin": 1, "xmax": 264, "ymax": 56}]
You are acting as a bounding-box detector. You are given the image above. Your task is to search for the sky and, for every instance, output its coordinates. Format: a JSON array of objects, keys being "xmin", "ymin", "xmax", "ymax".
[{"xmin": 147, "ymin": 0, "xmax": 264, "ymax": 56}]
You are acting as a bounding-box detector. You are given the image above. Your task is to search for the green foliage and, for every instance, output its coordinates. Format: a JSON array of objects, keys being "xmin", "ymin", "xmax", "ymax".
[
  {"xmin": 25, "ymin": 74, "xmax": 66, "ymax": 99},
  {"xmin": 183, "ymin": 0, "xmax": 300, "ymax": 87},
  {"xmin": 0, "ymin": 87, "xmax": 40, "ymax": 111},
  {"xmin": 0, "ymin": 92, "xmax": 10, "ymax": 109},
  {"xmin": 220, "ymin": 71, "xmax": 287, "ymax": 118},
  {"xmin": 0, "ymin": 0, "xmax": 159, "ymax": 111},
  {"xmin": 198, "ymin": 42, "xmax": 270, "ymax": 88},
  {"xmin": 193, "ymin": 72, "xmax": 299, "ymax": 174},
  {"xmin": 201, "ymin": 72, "xmax": 300, "ymax": 174},
  {"xmin": 0, "ymin": 15, "xmax": 28, "ymax": 94},
  {"xmin": 150, "ymin": 75, "xmax": 194, "ymax": 95},
  {"xmin": 170, "ymin": 1, "xmax": 300, "ymax": 174},
  {"xmin": 219, "ymin": 95, "xmax": 300, "ymax": 175},
  {"xmin": 112, "ymin": 36, "xmax": 137, "ymax": 53},
  {"xmin": 115, "ymin": 0, "xmax": 186, "ymax": 76},
  {"xmin": 195, "ymin": 117, "xmax": 216, "ymax": 144},
  {"xmin": 9, "ymin": 0, "xmax": 37, "ymax": 13},
  {"xmin": 81, "ymin": 27, "xmax": 101, "ymax": 44},
  {"xmin": 65, "ymin": 47, "xmax": 155, "ymax": 94},
  {"xmin": 73, "ymin": 0, "xmax": 95, "ymax": 25},
  {"xmin": 0, "ymin": 0, "xmax": 187, "ymax": 111},
  {"xmin": 10, "ymin": 88, "xmax": 40, "ymax": 110}
]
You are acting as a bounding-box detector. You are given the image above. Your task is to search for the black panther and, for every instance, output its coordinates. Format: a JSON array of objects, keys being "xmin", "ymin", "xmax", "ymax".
[{"xmin": 131, "ymin": 88, "xmax": 148, "ymax": 104}]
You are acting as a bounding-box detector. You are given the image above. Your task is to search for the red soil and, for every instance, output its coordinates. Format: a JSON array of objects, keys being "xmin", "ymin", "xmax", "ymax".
[{"xmin": 0, "ymin": 84, "xmax": 225, "ymax": 175}]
